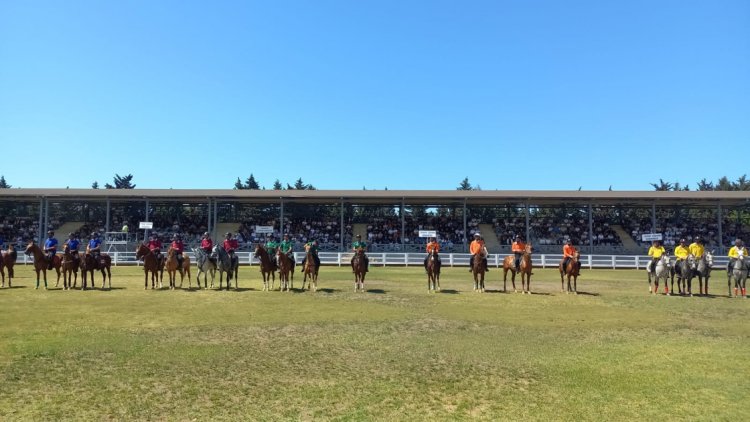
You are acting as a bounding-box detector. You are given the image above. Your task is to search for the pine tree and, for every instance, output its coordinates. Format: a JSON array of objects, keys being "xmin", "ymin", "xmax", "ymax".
[
  {"xmin": 457, "ymin": 177, "xmax": 472, "ymax": 190},
  {"xmin": 0, "ymin": 176, "xmax": 11, "ymax": 188},
  {"xmin": 104, "ymin": 174, "xmax": 136, "ymax": 189},
  {"xmin": 273, "ymin": 179, "xmax": 283, "ymax": 190},
  {"xmin": 91, "ymin": 181, "xmax": 99, "ymax": 189}
]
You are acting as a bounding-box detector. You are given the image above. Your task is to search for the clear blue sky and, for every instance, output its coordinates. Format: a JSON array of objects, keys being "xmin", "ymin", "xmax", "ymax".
[{"xmin": 1, "ymin": 0, "xmax": 748, "ymax": 190}]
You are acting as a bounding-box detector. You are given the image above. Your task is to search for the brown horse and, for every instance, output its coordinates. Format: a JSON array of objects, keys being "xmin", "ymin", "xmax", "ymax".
[
  {"xmin": 1, "ymin": 244, "xmax": 17, "ymax": 288},
  {"xmin": 277, "ymin": 248, "xmax": 293, "ymax": 291},
  {"xmin": 254, "ymin": 244, "xmax": 276, "ymax": 291},
  {"xmin": 471, "ymin": 248, "xmax": 487, "ymax": 292},
  {"xmin": 301, "ymin": 249, "xmax": 318, "ymax": 292},
  {"xmin": 136, "ymin": 243, "xmax": 162, "ymax": 289},
  {"xmin": 559, "ymin": 251, "xmax": 580, "ymax": 294},
  {"xmin": 61, "ymin": 244, "xmax": 80, "ymax": 290},
  {"xmin": 85, "ymin": 247, "xmax": 112, "ymax": 289},
  {"xmin": 165, "ymin": 247, "xmax": 191, "ymax": 290},
  {"xmin": 503, "ymin": 244, "xmax": 533, "ymax": 293},
  {"xmin": 25, "ymin": 241, "xmax": 61, "ymax": 289},
  {"xmin": 427, "ymin": 251, "xmax": 441, "ymax": 292},
  {"xmin": 352, "ymin": 249, "xmax": 367, "ymax": 292}
]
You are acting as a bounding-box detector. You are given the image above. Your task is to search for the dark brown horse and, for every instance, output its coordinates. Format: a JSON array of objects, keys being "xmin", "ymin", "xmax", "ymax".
[
  {"xmin": 427, "ymin": 251, "xmax": 441, "ymax": 292},
  {"xmin": 503, "ymin": 244, "xmax": 532, "ymax": 293},
  {"xmin": 136, "ymin": 243, "xmax": 161, "ymax": 289},
  {"xmin": 352, "ymin": 249, "xmax": 367, "ymax": 292},
  {"xmin": 25, "ymin": 241, "xmax": 61, "ymax": 289},
  {"xmin": 277, "ymin": 248, "xmax": 293, "ymax": 291},
  {"xmin": 85, "ymin": 246, "xmax": 112, "ymax": 289},
  {"xmin": 301, "ymin": 249, "xmax": 318, "ymax": 292},
  {"xmin": 61, "ymin": 244, "xmax": 80, "ymax": 290},
  {"xmin": 254, "ymin": 244, "xmax": 276, "ymax": 291},
  {"xmin": 165, "ymin": 247, "xmax": 191, "ymax": 290},
  {"xmin": 471, "ymin": 248, "xmax": 487, "ymax": 292},
  {"xmin": 559, "ymin": 251, "xmax": 580, "ymax": 294},
  {"xmin": 1, "ymin": 244, "xmax": 17, "ymax": 288}
]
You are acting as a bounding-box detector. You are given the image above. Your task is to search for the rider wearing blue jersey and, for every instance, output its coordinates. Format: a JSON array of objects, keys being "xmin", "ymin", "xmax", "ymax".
[
  {"xmin": 64, "ymin": 232, "xmax": 81, "ymax": 262},
  {"xmin": 88, "ymin": 232, "xmax": 102, "ymax": 265},
  {"xmin": 43, "ymin": 230, "xmax": 58, "ymax": 269}
]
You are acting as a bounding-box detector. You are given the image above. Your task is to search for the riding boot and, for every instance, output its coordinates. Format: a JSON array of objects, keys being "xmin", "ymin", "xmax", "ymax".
[
  {"xmin": 484, "ymin": 257, "xmax": 489, "ymax": 271},
  {"xmin": 469, "ymin": 256, "xmax": 473, "ymax": 272}
]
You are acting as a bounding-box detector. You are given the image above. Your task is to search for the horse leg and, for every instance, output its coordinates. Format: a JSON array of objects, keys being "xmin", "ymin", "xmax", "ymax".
[{"xmin": 560, "ymin": 269, "xmax": 565, "ymax": 293}]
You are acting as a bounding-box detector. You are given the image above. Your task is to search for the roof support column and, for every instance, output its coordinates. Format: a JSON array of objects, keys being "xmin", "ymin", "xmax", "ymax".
[
  {"xmin": 144, "ymin": 199, "xmax": 150, "ymax": 240},
  {"xmin": 43, "ymin": 197, "xmax": 49, "ymax": 241},
  {"xmin": 280, "ymin": 198, "xmax": 284, "ymax": 237},
  {"xmin": 340, "ymin": 198, "xmax": 344, "ymax": 252},
  {"xmin": 525, "ymin": 202, "xmax": 530, "ymax": 241},
  {"xmin": 401, "ymin": 198, "xmax": 405, "ymax": 250},
  {"xmin": 105, "ymin": 198, "xmax": 110, "ymax": 234},
  {"xmin": 652, "ymin": 203, "xmax": 657, "ymax": 233},
  {"xmin": 717, "ymin": 204, "xmax": 723, "ymax": 254},
  {"xmin": 463, "ymin": 198, "xmax": 467, "ymax": 253},
  {"xmin": 588, "ymin": 203, "xmax": 594, "ymax": 254},
  {"xmin": 207, "ymin": 198, "xmax": 212, "ymax": 236},
  {"xmin": 37, "ymin": 197, "xmax": 44, "ymax": 244}
]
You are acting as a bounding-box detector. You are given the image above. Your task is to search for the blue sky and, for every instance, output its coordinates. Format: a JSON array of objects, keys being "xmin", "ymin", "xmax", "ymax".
[{"xmin": 1, "ymin": 0, "xmax": 748, "ymax": 190}]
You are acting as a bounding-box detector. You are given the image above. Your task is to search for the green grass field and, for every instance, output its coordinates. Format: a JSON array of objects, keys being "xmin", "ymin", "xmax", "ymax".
[{"xmin": 1, "ymin": 264, "xmax": 748, "ymax": 421}]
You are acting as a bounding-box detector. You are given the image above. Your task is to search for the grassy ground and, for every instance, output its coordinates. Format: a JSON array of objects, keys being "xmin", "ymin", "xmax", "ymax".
[{"xmin": 0, "ymin": 264, "xmax": 748, "ymax": 421}]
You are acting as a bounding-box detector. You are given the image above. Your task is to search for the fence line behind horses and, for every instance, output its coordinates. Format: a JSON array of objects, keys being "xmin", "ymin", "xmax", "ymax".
[{"xmin": 12, "ymin": 251, "xmax": 734, "ymax": 271}]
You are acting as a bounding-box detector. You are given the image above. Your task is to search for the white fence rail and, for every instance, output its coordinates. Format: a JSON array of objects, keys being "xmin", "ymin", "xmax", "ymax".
[{"xmin": 13, "ymin": 251, "xmax": 732, "ymax": 270}]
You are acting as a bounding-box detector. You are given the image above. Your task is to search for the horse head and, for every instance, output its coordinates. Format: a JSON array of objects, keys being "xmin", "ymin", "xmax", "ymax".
[
  {"xmin": 135, "ymin": 243, "xmax": 149, "ymax": 260},
  {"xmin": 24, "ymin": 241, "xmax": 36, "ymax": 256}
]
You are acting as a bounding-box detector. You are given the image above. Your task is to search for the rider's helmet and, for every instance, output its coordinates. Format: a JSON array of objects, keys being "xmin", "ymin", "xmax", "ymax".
[
  {"xmin": 47, "ymin": 230, "xmax": 54, "ymax": 236},
  {"xmin": 735, "ymin": 238, "xmax": 743, "ymax": 246},
  {"xmin": 474, "ymin": 233, "xmax": 481, "ymax": 238},
  {"xmin": 225, "ymin": 232, "xmax": 232, "ymax": 238},
  {"xmin": 565, "ymin": 238, "xmax": 572, "ymax": 244},
  {"xmin": 68, "ymin": 232, "xmax": 75, "ymax": 238},
  {"xmin": 91, "ymin": 232, "xmax": 98, "ymax": 238},
  {"xmin": 679, "ymin": 238, "xmax": 686, "ymax": 244},
  {"xmin": 515, "ymin": 234, "xmax": 521, "ymax": 240},
  {"xmin": 203, "ymin": 231, "xmax": 209, "ymax": 237},
  {"xmin": 356, "ymin": 234, "xmax": 361, "ymax": 239},
  {"xmin": 283, "ymin": 234, "xmax": 289, "ymax": 238},
  {"xmin": 172, "ymin": 234, "xmax": 179, "ymax": 240}
]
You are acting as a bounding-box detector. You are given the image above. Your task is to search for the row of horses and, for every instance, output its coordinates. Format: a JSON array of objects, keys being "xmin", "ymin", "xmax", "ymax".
[
  {"xmin": 648, "ymin": 251, "xmax": 748, "ymax": 298},
  {"xmin": 427, "ymin": 245, "xmax": 579, "ymax": 295},
  {"xmin": 135, "ymin": 243, "xmax": 241, "ymax": 290},
  {"xmin": 18, "ymin": 242, "xmax": 112, "ymax": 290},
  {"xmin": 252, "ymin": 244, "xmax": 320, "ymax": 292}
]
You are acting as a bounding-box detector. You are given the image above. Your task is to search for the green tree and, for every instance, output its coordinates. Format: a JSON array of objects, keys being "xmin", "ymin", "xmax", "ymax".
[
  {"xmin": 245, "ymin": 174, "xmax": 260, "ymax": 190},
  {"xmin": 457, "ymin": 177, "xmax": 472, "ymax": 190},
  {"xmin": 104, "ymin": 174, "xmax": 136, "ymax": 189},
  {"xmin": 650, "ymin": 179, "xmax": 674, "ymax": 191},
  {"xmin": 696, "ymin": 179, "xmax": 714, "ymax": 191},
  {"xmin": 91, "ymin": 181, "xmax": 99, "ymax": 189},
  {"xmin": 0, "ymin": 176, "xmax": 11, "ymax": 188},
  {"xmin": 272, "ymin": 179, "xmax": 283, "ymax": 190},
  {"xmin": 234, "ymin": 178, "xmax": 246, "ymax": 190}
]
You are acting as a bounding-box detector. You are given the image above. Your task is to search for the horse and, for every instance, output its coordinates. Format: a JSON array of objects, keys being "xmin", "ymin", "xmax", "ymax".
[
  {"xmin": 165, "ymin": 247, "xmax": 191, "ymax": 290},
  {"xmin": 426, "ymin": 251, "xmax": 441, "ymax": 293},
  {"xmin": 471, "ymin": 248, "xmax": 487, "ymax": 292},
  {"xmin": 24, "ymin": 241, "xmax": 61, "ymax": 289},
  {"xmin": 277, "ymin": 248, "xmax": 294, "ymax": 291},
  {"xmin": 212, "ymin": 245, "xmax": 235, "ymax": 290},
  {"xmin": 503, "ymin": 245, "xmax": 532, "ymax": 294},
  {"xmin": 559, "ymin": 250, "xmax": 580, "ymax": 294},
  {"xmin": 136, "ymin": 243, "xmax": 162, "ymax": 289},
  {"xmin": 301, "ymin": 249, "xmax": 318, "ymax": 292},
  {"xmin": 671, "ymin": 255, "xmax": 695, "ymax": 296},
  {"xmin": 86, "ymin": 247, "xmax": 112, "ymax": 289},
  {"xmin": 352, "ymin": 249, "xmax": 367, "ymax": 292},
  {"xmin": 694, "ymin": 251, "xmax": 713, "ymax": 296},
  {"xmin": 60, "ymin": 244, "xmax": 80, "ymax": 290},
  {"xmin": 192, "ymin": 247, "xmax": 216, "ymax": 289},
  {"xmin": 729, "ymin": 253, "xmax": 749, "ymax": 298},
  {"xmin": 1, "ymin": 244, "xmax": 17, "ymax": 288},
  {"xmin": 647, "ymin": 254, "xmax": 671, "ymax": 295},
  {"xmin": 254, "ymin": 244, "xmax": 276, "ymax": 291}
]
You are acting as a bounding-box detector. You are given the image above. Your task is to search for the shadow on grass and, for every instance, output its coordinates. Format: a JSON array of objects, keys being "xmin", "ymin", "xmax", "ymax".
[
  {"xmin": 574, "ymin": 291, "xmax": 600, "ymax": 297},
  {"xmin": 2, "ymin": 285, "xmax": 27, "ymax": 289},
  {"xmin": 439, "ymin": 289, "xmax": 459, "ymax": 294},
  {"xmin": 317, "ymin": 288, "xmax": 337, "ymax": 293},
  {"xmin": 367, "ymin": 289, "xmax": 386, "ymax": 294}
]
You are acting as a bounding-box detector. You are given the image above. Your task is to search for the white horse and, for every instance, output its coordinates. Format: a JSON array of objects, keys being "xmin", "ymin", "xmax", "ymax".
[
  {"xmin": 648, "ymin": 254, "xmax": 671, "ymax": 295},
  {"xmin": 730, "ymin": 253, "xmax": 749, "ymax": 298}
]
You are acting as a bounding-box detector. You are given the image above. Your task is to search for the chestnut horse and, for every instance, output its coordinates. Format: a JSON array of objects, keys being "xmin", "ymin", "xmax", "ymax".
[
  {"xmin": 136, "ymin": 243, "xmax": 162, "ymax": 289},
  {"xmin": 165, "ymin": 247, "xmax": 191, "ymax": 290},
  {"xmin": 426, "ymin": 251, "xmax": 441, "ymax": 292},
  {"xmin": 503, "ymin": 244, "xmax": 533, "ymax": 293},
  {"xmin": 254, "ymin": 244, "xmax": 276, "ymax": 291},
  {"xmin": 471, "ymin": 248, "xmax": 487, "ymax": 292},
  {"xmin": 352, "ymin": 249, "xmax": 367, "ymax": 292},
  {"xmin": 559, "ymin": 250, "xmax": 580, "ymax": 294},
  {"xmin": 301, "ymin": 249, "xmax": 318, "ymax": 292},
  {"xmin": 1, "ymin": 244, "xmax": 17, "ymax": 288},
  {"xmin": 85, "ymin": 247, "xmax": 112, "ymax": 289},
  {"xmin": 277, "ymin": 248, "xmax": 293, "ymax": 291},
  {"xmin": 25, "ymin": 241, "xmax": 61, "ymax": 289},
  {"xmin": 61, "ymin": 244, "xmax": 80, "ymax": 290}
]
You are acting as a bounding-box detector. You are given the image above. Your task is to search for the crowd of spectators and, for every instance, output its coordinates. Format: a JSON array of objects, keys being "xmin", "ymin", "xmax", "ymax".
[
  {"xmin": 0, "ymin": 217, "xmax": 40, "ymax": 247},
  {"xmin": 362, "ymin": 216, "xmax": 466, "ymax": 251}
]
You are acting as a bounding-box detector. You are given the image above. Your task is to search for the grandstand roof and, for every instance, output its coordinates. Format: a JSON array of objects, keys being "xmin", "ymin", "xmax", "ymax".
[{"xmin": 1, "ymin": 188, "xmax": 749, "ymax": 206}]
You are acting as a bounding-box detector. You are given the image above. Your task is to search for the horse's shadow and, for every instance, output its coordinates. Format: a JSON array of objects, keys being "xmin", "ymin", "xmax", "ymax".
[
  {"xmin": 317, "ymin": 288, "xmax": 336, "ymax": 293},
  {"xmin": 233, "ymin": 287, "xmax": 256, "ymax": 292},
  {"xmin": 573, "ymin": 291, "xmax": 599, "ymax": 297},
  {"xmin": 367, "ymin": 289, "xmax": 386, "ymax": 294},
  {"xmin": 439, "ymin": 289, "xmax": 459, "ymax": 294},
  {"xmin": 1, "ymin": 285, "xmax": 26, "ymax": 289}
]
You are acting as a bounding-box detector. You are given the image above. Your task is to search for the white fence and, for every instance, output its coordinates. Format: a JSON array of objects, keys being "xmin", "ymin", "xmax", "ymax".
[{"xmin": 14, "ymin": 252, "xmax": 731, "ymax": 270}]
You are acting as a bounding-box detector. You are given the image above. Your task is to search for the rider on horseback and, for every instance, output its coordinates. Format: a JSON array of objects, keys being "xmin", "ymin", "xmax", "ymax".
[
  {"xmin": 201, "ymin": 232, "xmax": 216, "ymax": 264},
  {"xmin": 300, "ymin": 239, "xmax": 321, "ymax": 271},
  {"xmin": 511, "ymin": 235, "xmax": 527, "ymax": 272},
  {"xmin": 648, "ymin": 240, "xmax": 665, "ymax": 275},
  {"xmin": 265, "ymin": 235, "xmax": 279, "ymax": 268},
  {"xmin": 88, "ymin": 232, "xmax": 103, "ymax": 268},
  {"xmin": 727, "ymin": 239, "xmax": 747, "ymax": 276},
  {"xmin": 674, "ymin": 238, "xmax": 690, "ymax": 277},
  {"xmin": 689, "ymin": 236, "xmax": 705, "ymax": 259},
  {"xmin": 170, "ymin": 234, "xmax": 185, "ymax": 267},
  {"xmin": 351, "ymin": 234, "xmax": 369, "ymax": 272},
  {"xmin": 280, "ymin": 234, "xmax": 295, "ymax": 269},
  {"xmin": 147, "ymin": 234, "xmax": 163, "ymax": 266},
  {"xmin": 223, "ymin": 232, "xmax": 238, "ymax": 255},
  {"xmin": 424, "ymin": 237, "xmax": 441, "ymax": 273},
  {"xmin": 468, "ymin": 233, "xmax": 488, "ymax": 272},
  {"xmin": 561, "ymin": 239, "xmax": 580, "ymax": 273},
  {"xmin": 64, "ymin": 232, "xmax": 80, "ymax": 263},
  {"xmin": 43, "ymin": 230, "xmax": 58, "ymax": 270}
]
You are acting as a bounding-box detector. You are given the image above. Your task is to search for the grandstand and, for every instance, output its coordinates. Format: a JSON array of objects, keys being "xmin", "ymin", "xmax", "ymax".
[{"xmin": 1, "ymin": 189, "xmax": 749, "ymax": 254}]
